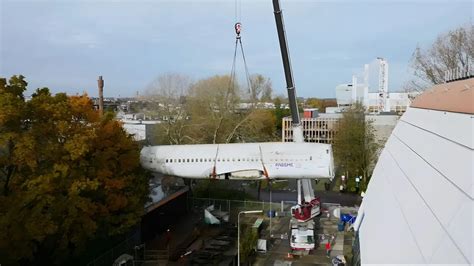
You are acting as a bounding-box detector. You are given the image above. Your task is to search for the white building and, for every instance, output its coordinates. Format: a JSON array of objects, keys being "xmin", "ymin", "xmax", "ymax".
[
  {"xmin": 121, "ymin": 119, "xmax": 161, "ymax": 142},
  {"xmin": 335, "ymin": 58, "xmax": 418, "ymax": 114}
]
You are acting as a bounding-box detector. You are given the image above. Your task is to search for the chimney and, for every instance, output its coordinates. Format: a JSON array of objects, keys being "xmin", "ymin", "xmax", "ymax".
[{"xmin": 97, "ymin": 76, "xmax": 104, "ymax": 116}]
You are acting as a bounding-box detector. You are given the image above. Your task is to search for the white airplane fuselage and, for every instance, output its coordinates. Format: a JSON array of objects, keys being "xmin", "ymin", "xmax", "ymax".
[{"xmin": 140, "ymin": 142, "xmax": 334, "ymax": 180}]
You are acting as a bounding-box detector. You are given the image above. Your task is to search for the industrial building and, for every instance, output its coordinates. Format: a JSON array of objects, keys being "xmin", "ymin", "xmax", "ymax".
[{"xmin": 335, "ymin": 58, "xmax": 418, "ymax": 114}]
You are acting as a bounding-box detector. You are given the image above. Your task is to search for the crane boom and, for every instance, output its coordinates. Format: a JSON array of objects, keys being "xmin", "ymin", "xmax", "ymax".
[
  {"xmin": 272, "ymin": 0, "xmax": 303, "ymax": 142},
  {"xmin": 272, "ymin": 0, "xmax": 321, "ymax": 225}
]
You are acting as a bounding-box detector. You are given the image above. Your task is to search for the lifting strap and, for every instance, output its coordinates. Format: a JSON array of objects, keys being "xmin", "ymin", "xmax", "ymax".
[{"xmin": 228, "ymin": 22, "xmax": 252, "ymax": 97}]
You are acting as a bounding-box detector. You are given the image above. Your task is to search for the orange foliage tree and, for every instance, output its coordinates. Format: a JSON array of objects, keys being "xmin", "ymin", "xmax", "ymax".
[{"xmin": 0, "ymin": 75, "xmax": 149, "ymax": 264}]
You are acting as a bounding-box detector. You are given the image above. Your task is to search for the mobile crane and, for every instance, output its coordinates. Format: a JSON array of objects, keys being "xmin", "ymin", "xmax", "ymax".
[{"xmin": 272, "ymin": 0, "xmax": 332, "ymax": 252}]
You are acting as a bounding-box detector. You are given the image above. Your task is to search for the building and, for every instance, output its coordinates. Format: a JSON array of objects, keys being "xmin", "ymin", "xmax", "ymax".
[
  {"xmin": 353, "ymin": 78, "xmax": 473, "ymax": 264},
  {"xmin": 119, "ymin": 119, "xmax": 161, "ymax": 142},
  {"xmin": 335, "ymin": 58, "xmax": 419, "ymax": 114},
  {"xmin": 282, "ymin": 112, "xmax": 398, "ymax": 146},
  {"xmin": 282, "ymin": 113, "xmax": 342, "ymax": 143}
]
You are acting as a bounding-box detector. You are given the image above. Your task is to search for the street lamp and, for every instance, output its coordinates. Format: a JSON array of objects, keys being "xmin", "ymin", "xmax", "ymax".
[{"xmin": 238, "ymin": 210, "xmax": 263, "ymax": 265}]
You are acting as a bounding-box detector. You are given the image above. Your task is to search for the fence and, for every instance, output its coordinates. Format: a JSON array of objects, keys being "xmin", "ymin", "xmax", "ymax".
[
  {"xmin": 188, "ymin": 196, "xmax": 297, "ymax": 222},
  {"xmin": 86, "ymin": 228, "xmax": 141, "ymax": 266}
]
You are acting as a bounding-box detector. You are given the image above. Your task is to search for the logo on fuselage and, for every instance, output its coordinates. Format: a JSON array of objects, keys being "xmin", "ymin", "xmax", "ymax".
[{"xmin": 275, "ymin": 162, "xmax": 294, "ymax": 167}]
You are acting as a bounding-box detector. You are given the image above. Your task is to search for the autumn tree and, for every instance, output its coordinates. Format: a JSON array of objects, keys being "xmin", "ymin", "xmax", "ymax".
[
  {"xmin": 332, "ymin": 102, "xmax": 379, "ymax": 191},
  {"xmin": 0, "ymin": 76, "xmax": 149, "ymax": 265},
  {"xmin": 305, "ymin": 98, "xmax": 337, "ymax": 113},
  {"xmin": 145, "ymin": 73, "xmax": 278, "ymax": 145},
  {"xmin": 409, "ymin": 24, "xmax": 473, "ymax": 90},
  {"xmin": 185, "ymin": 74, "xmax": 240, "ymax": 143}
]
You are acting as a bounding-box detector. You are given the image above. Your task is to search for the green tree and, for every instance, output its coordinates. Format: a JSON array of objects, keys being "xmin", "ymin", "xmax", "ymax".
[
  {"xmin": 273, "ymin": 97, "xmax": 291, "ymax": 133},
  {"xmin": 0, "ymin": 76, "xmax": 149, "ymax": 265},
  {"xmin": 239, "ymin": 224, "xmax": 258, "ymax": 264},
  {"xmin": 332, "ymin": 102, "xmax": 379, "ymax": 191}
]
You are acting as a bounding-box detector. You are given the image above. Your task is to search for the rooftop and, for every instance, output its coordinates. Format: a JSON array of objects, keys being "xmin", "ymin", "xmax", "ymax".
[{"xmin": 411, "ymin": 78, "xmax": 474, "ymax": 114}]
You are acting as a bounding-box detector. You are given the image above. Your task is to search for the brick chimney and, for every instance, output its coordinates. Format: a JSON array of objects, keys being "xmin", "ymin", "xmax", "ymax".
[{"xmin": 97, "ymin": 76, "xmax": 104, "ymax": 116}]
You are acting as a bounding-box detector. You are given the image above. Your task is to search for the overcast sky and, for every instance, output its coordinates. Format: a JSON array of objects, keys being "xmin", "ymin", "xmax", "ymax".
[{"xmin": 1, "ymin": 0, "xmax": 472, "ymax": 98}]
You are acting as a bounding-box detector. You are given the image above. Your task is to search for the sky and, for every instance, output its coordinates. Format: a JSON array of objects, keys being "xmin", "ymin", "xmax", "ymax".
[{"xmin": 0, "ymin": 0, "xmax": 472, "ymax": 98}]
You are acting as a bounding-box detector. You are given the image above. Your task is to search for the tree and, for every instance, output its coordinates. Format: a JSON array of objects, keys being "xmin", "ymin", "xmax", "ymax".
[
  {"xmin": 249, "ymin": 74, "xmax": 272, "ymax": 102},
  {"xmin": 0, "ymin": 76, "xmax": 149, "ymax": 265},
  {"xmin": 305, "ymin": 98, "xmax": 337, "ymax": 113},
  {"xmin": 273, "ymin": 96, "xmax": 290, "ymax": 133},
  {"xmin": 332, "ymin": 102, "xmax": 379, "ymax": 191},
  {"xmin": 146, "ymin": 74, "xmax": 278, "ymax": 145},
  {"xmin": 186, "ymin": 74, "xmax": 241, "ymax": 143},
  {"xmin": 235, "ymin": 109, "xmax": 278, "ymax": 142},
  {"xmin": 146, "ymin": 73, "xmax": 193, "ymax": 145},
  {"xmin": 409, "ymin": 24, "xmax": 473, "ymax": 90},
  {"xmin": 239, "ymin": 224, "xmax": 258, "ymax": 264}
]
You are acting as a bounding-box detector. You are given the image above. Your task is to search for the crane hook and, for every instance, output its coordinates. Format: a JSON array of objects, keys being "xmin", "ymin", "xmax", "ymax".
[{"xmin": 234, "ymin": 22, "xmax": 242, "ymax": 38}]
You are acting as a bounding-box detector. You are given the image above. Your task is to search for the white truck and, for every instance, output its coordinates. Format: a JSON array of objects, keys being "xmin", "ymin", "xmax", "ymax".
[{"xmin": 289, "ymin": 218, "xmax": 315, "ymax": 252}]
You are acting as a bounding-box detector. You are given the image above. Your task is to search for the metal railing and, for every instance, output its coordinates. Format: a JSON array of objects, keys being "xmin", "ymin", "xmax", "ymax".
[
  {"xmin": 86, "ymin": 229, "xmax": 141, "ymax": 266},
  {"xmin": 188, "ymin": 196, "xmax": 296, "ymax": 220}
]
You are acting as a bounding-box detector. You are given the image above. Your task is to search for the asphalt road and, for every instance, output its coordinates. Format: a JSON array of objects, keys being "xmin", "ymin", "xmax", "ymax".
[{"xmin": 249, "ymin": 189, "xmax": 362, "ymax": 207}]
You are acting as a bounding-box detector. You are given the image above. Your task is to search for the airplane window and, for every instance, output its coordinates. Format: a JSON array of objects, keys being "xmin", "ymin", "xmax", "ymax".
[
  {"xmin": 178, "ymin": 159, "xmax": 181, "ymax": 163},
  {"xmin": 218, "ymin": 158, "xmax": 221, "ymax": 162},
  {"xmin": 186, "ymin": 159, "xmax": 189, "ymax": 162},
  {"xmin": 165, "ymin": 159, "xmax": 168, "ymax": 163},
  {"xmin": 238, "ymin": 158, "xmax": 241, "ymax": 162},
  {"xmin": 310, "ymin": 156, "xmax": 312, "ymax": 161},
  {"xmin": 191, "ymin": 159, "xmax": 194, "ymax": 162},
  {"xmin": 232, "ymin": 158, "xmax": 235, "ymax": 162}
]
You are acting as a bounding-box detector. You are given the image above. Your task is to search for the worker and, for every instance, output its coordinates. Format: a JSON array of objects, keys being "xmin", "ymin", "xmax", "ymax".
[{"xmin": 325, "ymin": 239, "xmax": 332, "ymax": 258}]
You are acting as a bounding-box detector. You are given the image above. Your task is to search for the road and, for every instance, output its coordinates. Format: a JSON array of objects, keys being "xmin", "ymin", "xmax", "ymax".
[{"xmin": 248, "ymin": 189, "xmax": 362, "ymax": 207}]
